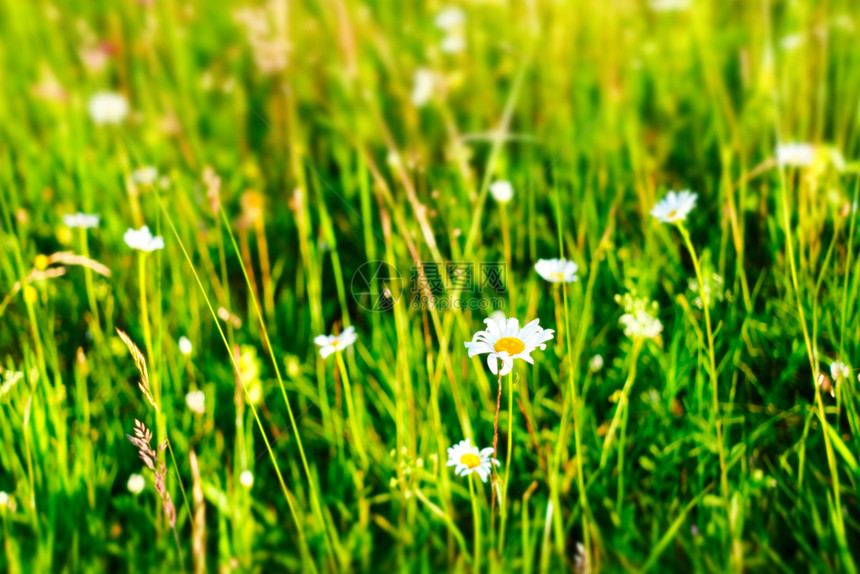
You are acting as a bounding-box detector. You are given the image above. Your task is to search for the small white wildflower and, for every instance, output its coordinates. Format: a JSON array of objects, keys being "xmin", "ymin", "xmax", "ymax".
[
  {"xmin": 240, "ymin": 470, "xmax": 254, "ymax": 488},
  {"xmin": 314, "ymin": 325, "xmax": 357, "ymax": 358},
  {"xmin": 411, "ymin": 68, "xmax": 435, "ymax": 107},
  {"xmin": 688, "ymin": 273, "xmax": 725, "ymax": 309},
  {"xmin": 649, "ymin": 0, "xmax": 689, "ymax": 11},
  {"xmin": 124, "ymin": 225, "xmax": 165, "ymax": 252},
  {"xmin": 589, "ymin": 354, "xmax": 604, "ymax": 373},
  {"xmin": 440, "ymin": 34, "xmax": 466, "ymax": 54},
  {"xmin": 131, "ymin": 166, "xmax": 159, "ymax": 186},
  {"xmin": 435, "ymin": 7, "xmax": 465, "ymax": 31},
  {"xmin": 127, "ymin": 473, "xmax": 145, "ymax": 495},
  {"xmin": 446, "ymin": 439, "xmax": 498, "ymax": 483},
  {"xmin": 831, "ymin": 361, "xmax": 850, "ymax": 380},
  {"xmin": 489, "ymin": 180, "xmax": 514, "ymax": 203},
  {"xmin": 63, "ymin": 212, "xmax": 100, "ymax": 229},
  {"xmin": 776, "ymin": 142, "xmax": 815, "ymax": 167},
  {"xmin": 88, "ymin": 91, "xmax": 128, "ymax": 125},
  {"xmin": 178, "ymin": 336, "xmax": 193, "ymax": 356},
  {"xmin": 650, "ymin": 190, "xmax": 698, "ymax": 224},
  {"xmin": 617, "ymin": 293, "xmax": 663, "ymax": 341},
  {"xmin": 185, "ymin": 390, "xmax": 205, "ymax": 415},
  {"xmin": 779, "ymin": 34, "xmax": 805, "ymax": 51},
  {"xmin": 535, "ymin": 258, "xmax": 579, "ymax": 283},
  {"xmin": 0, "ymin": 492, "xmax": 8, "ymax": 508}
]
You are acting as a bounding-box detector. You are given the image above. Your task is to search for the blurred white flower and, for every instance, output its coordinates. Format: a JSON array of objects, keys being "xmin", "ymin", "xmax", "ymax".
[
  {"xmin": 490, "ymin": 180, "xmax": 514, "ymax": 203},
  {"xmin": 124, "ymin": 225, "xmax": 165, "ymax": 252},
  {"xmin": 186, "ymin": 390, "xmax": 205, "ymax": 415},
  {"xmin": 127, "ymin": 473, "xmax": 145, "ymax": 495},
  {"xmin": 131, "ymin": 166, "xmax": 158, "ymax": 186},
  {"xmin": 88, "ymin": 92, "xmax": 128, "ymax": 125},
  {"xmin": 688, "ymin": 273, "xmax": 725, "ymax": 309},
  {"xmin": 589, "ymin": 354, "xmax": 604, "ymax": 373},
  {"xmin": 240, "ymin": 470, "xmax": 254, "ymax": 488},
  {"xmin": 178, "ymin": 336, "xmax": 193, "ymax": 356},
  {"xmin": 831, "ymin": 361, "xmax": 850, "ymax": 380},
  {"xmin": 650, "ymin": 190, "xmax": 697, "ymax": 224},
  {"xmin": 617, "ymin": 293, "xmax": 663, "ymax": 341},
  {"xmin": 779, "ymin": 34, "xmax": 805, "ymax": 51},
  {"xmin": 489, "ymin": 310, "xmax": 506, "ymax": 325},
  {"xmin": 0, "ymin": 492, "xmax": 8, "ymax": 508},
  {"xmin": 314, "ymin": 325, "xmax": 358, "ymax": 359},
  {"xmin": 446, "ymin": 438, "xmax": 498, "ymax": 483},
  {"xmin": 464, "ymin": 316, "xmax": 554, "ymax": 376},
  {"xmin": 535, "ymin": 258, "xmax": 579, "ymax": 283},
  {"xmin": 649, "ymin": 0, "xmax": 690, "ymax": 11},
  {"xmin": 776, "ymin": 143, "xmax": 815, "ymax": 167},
  {"xmin": 411, "ymin": 68, "xmax": 435, "ymax": 107},
  {"xmin": 435, "ymin": 7, "xmax": 465, "ymax": 30},
  {"xmin": 63, "ymin": 212, "xmax": 100, "ymax": 229},
  {"xmin": 440, "ymin": 34, "xmax": 466, "ymax": 53}
]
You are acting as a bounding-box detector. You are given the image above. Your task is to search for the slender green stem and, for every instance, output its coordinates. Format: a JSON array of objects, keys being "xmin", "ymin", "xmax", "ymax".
[
  {"xmin": 677, "ymin": 223, "xmax": 728, "ymax": 500},
  {"xmin": 159, "ymin": 203, "xmax": 315, "ymax": 572},
  {"xmin": 214, "ymin": 199, "xmax": 334, "ymax": 562},
  {"xmin": 498, "ymin": 371, "xmax": 515, "ymax": 556},
  {"xmin": 335, "ymin": 351, "xmax": 368, "ymax": 467},
  {"xmin": 599, "ymin": 339, "xmax": 641, "ymax": 468},
  {"xmin": 469, "ymin": 474, "xmax": 481, "ymax": 573}
]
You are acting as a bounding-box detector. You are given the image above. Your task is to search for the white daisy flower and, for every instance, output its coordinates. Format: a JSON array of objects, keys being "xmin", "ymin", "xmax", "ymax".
[
  {"xmin": 0, "ymin": 492, "xmax": 8, "ymax": 508},
  {"xmin": 440, "ymin": 34, "xmax": 466, "ymax": 54},
  {"xmin": 127, "ymin": 473, "xmax": 145, "ymax": 495},
  {"xmin": 178, "ymin": 336, "xmax": 193, "ymax": 356},
  {"xmin": 411, "ymin": 68, "xmax": 435, "ymax": 107},
  {"xmin": 489, "ymin": 180, "xmax": 514, "ymax": 203},
  {"xmin": 464, "ymin": 316, "xmax": 554, "ymax": 376},
  {"xmin": 650, "ymin": 190, "xmax": 697, "ymax": 223},
  {"xmin": 185, "ymin": 390, "xmax": 205, "ymax": 414},
  {"xmin": 589, "ymin": 354, "xmax": 604, "ymax": 373},
  {"xmin": 446, "ymin": 439, "xmax": 498, "ymax": 483},
  {"xmin": 124, "ymin": 225, "xmax": 165, "ymax": 252},
  {"xmin": 88, "ymin": 91, "xmax": 128, "ymax": 125},
  {"xmin": 831, "ymin": 361, "xmax": 850, "ymax": 380},
  {"xmin": 63, "ymin": 212, "xmax": 100, "ymax": 229},
  {"xmin": 617, "ymin": 293, "xmax": 663, "ymax": 341},
  {"xmin": 435, "ymin": 7, "xmax": 465, "ymax": 31},
  {"xmin": 314, "ymin": 325, "xmax": 358, "ymax": 359},
  {"xmin": 240, "ymin": 470, "xmax": 254, "ymax": 488},
  {"xmin": 535, "ymin": 258, "xmax": 579, "ymax": 283},
  {"xmin": 131, "ymin": 166, "xmax": 159, "ymax": 185},
  {"xmin": 776, "ymin": 142, "xmax": 815, "ymax": 167}
]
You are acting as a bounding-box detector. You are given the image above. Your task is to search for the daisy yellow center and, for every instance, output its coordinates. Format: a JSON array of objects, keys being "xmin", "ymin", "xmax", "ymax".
[
  {"xmin": 494, "ymin": 337, "xmax": 525, "ymax": 355},
  {"xmin": 552, "ymin": 271, "xmax": 565, "ymax": 281},
  {"xmin": 667, "ymin": 209, "xmax": 678, "ymax": 219},
  {"xmin": 460, "ymin": 453, "xmax": 481, "ymax": 469}
]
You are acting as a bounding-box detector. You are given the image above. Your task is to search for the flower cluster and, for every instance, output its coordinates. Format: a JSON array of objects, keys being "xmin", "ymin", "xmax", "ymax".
[{"xmin": 616, "ymin": 293, "xmax": 663, "ymax": 341}]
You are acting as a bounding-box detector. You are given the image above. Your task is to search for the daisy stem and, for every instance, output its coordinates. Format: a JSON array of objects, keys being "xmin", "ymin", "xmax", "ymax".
[
  {"xmin": 492, "ymin": 372, "xmax": 503, "ymax": 461},
  {"xmin": 469, "ymin": 474, "xmax": 481, "ymax": 574},
  {"xmin": 335, "ymin": 351, "xmax": 368, "ymax": 467},
  {"xmin": 599, "ymin": 338, "xmax": 641, "ymax": 469},
  {"xmin": 498, "ymin": 371, "xmax": 515, "ymax": 556},
  {"xmin": 676, "ymin": 222, "xmax": 729, "ymax": 503}
]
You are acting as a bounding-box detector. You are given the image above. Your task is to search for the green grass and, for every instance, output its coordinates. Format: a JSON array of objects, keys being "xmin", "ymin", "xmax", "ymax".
[{"xmin": 1, "ymin": 0, "xmax": 860, "ymax": 571}]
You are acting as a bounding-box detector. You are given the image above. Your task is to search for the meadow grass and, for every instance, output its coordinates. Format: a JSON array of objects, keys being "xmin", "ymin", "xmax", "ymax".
[{"xmin": 1, "ymin": 0, "xmax": 860, "ymax": 571}]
